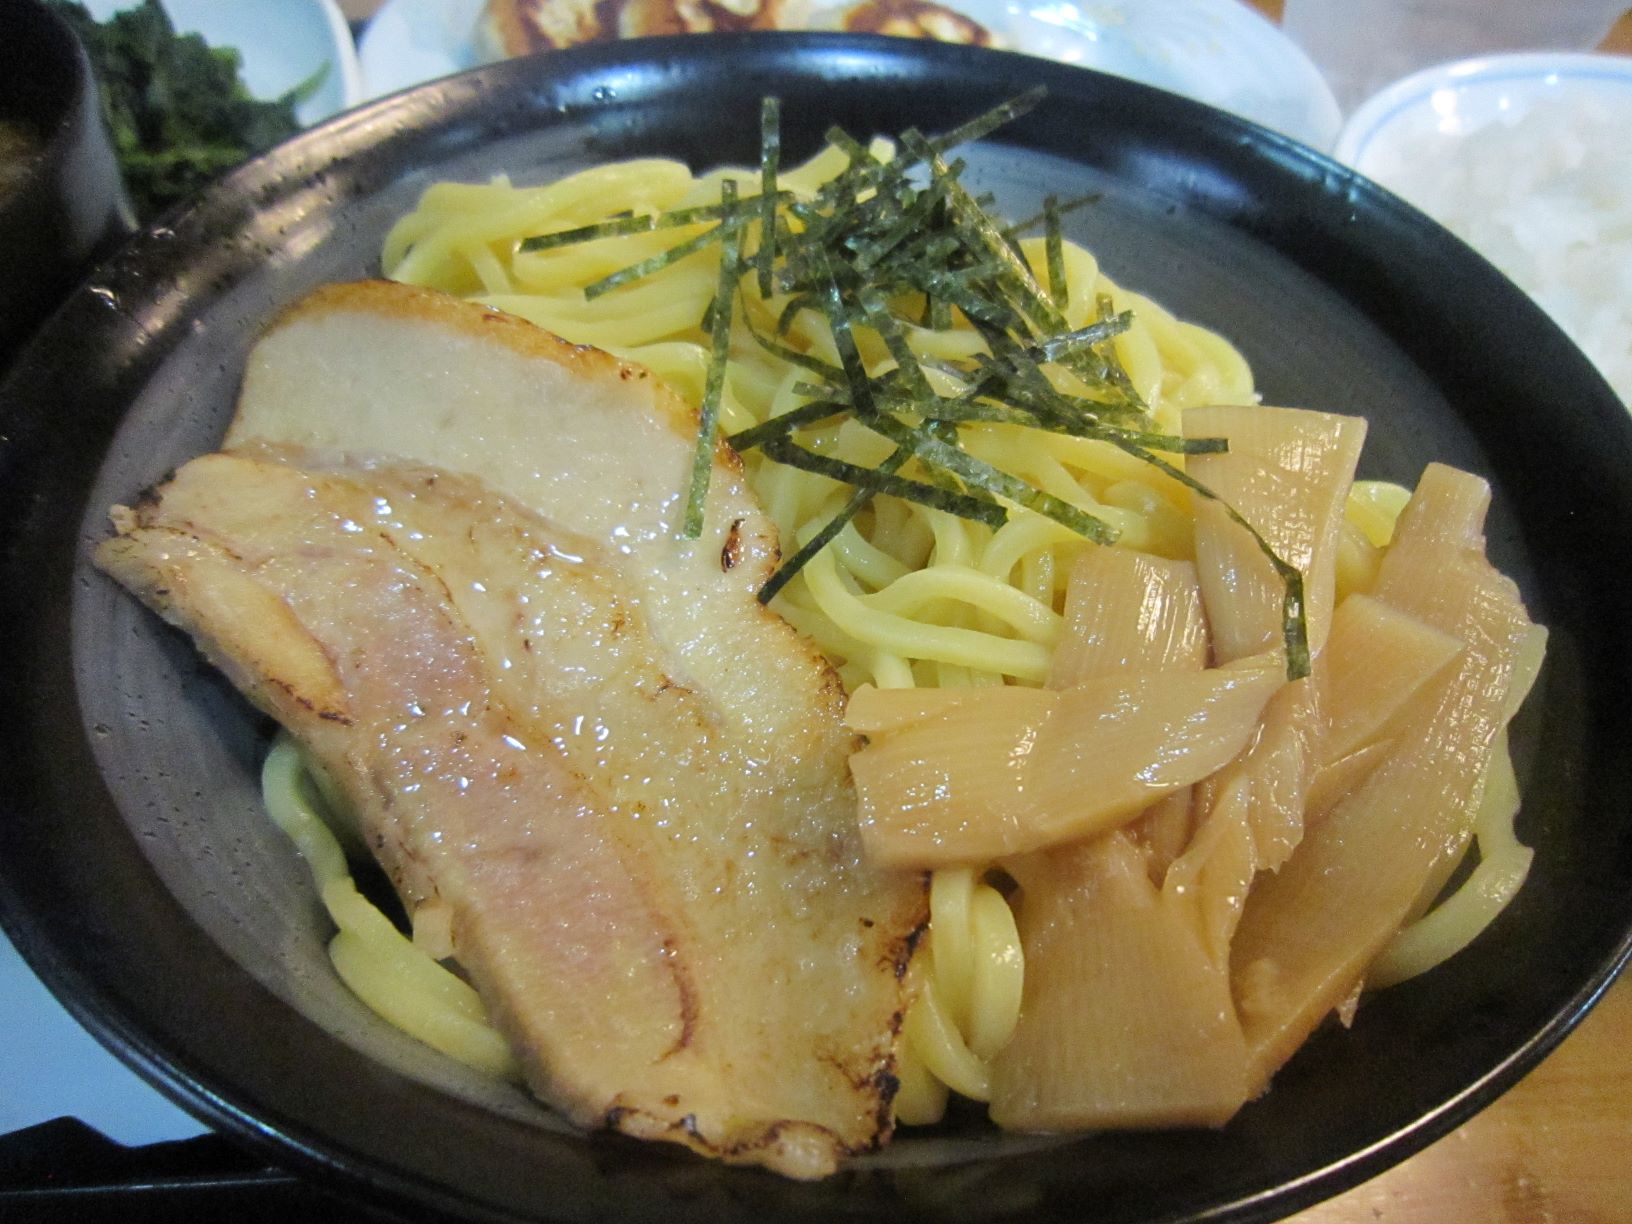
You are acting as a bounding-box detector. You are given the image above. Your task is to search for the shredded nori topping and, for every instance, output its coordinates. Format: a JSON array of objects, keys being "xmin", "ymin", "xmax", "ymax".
[
  {"xmin": 517, "ymin": 91, "xmax": 1312, "ymax": 678},
  {"xmin": 680, "ymin": 180, "xmax": 744, "ymax": 539}
]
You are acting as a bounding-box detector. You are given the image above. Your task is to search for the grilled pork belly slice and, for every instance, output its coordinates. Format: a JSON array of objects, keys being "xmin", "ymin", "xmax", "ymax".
[
  {"xmin": 98, "ymin": 286, "xmax": 926, "ymax": 1178},
  {"xmin": 99, "ymin": 450, "xmax": 920, "ymax": 1177},
  {"xmin": 226, "ymin": 281, "xmax": 832, "ymax": 789}
]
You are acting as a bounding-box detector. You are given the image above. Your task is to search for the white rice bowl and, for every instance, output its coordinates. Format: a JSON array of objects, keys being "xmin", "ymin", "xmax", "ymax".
[{"xmin": 1337, "ymin": 53, "xmax": 1632, "ymax": 405}]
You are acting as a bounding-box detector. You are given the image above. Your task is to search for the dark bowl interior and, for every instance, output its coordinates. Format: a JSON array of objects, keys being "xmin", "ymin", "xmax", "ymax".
[
  {"xmin": 1, "ymin": 33, "xmax": 1630, "ymax": 1224},
  {"xmin": 0, "ymin": 0, "xmax": 132, "ymax": 364}
]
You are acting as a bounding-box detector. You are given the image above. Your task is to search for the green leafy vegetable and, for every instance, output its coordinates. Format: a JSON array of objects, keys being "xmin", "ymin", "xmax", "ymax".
[{"xmin": 48, "ymin": 0, "xmax": 323, "ymax": 221}]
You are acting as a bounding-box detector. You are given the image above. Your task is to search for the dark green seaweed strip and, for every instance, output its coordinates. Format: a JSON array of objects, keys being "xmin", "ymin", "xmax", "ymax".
[
  {"xmin": 805, "ymin": 129, "xmax": 894, "ymax": 214},
  {"xmin": 800, "ymin": 90, "xmax": 1041, "ymax": 231},
  {"xmin": 744, "ymin": 319, "xmax": 844, "ymax": 383},
  {"xmin": 819, "ymin": 299, "xmax": 979, "ymax": 483},
  {"xmin": 584, "ymin": 219, "xmax": 736, "ymax": 300},
  {"xmin": 725, "ymin": 400, "xmax": 850, "ymax": 452},
  {"xmin": 927, "ymin": 86, "xmax": 1046, "ymax": 155},
  {"xmin": 680, "ymin": 181, "xmax": 743, "ymax": 539},
  {"xmin": 1044, "ymin": 195, "xmax": 1067, "ymax": 310},
  {"xmin": 760, "ymin": 439, "xmax": 1006, "ymax": 527},
  {"xmin": 850, "ymin": 180, "xmax": 949, "ymax": 274},
  {"xmin": 996, "ymin": 378, "xmax": 1137, "ymax": 436},
  {"xmin": 520, "ymin": 196, "xmax": 780, "ymax": 253},
  {"xmin": 860, "ymin": 413, "xmax": 1120, "ymax": 544},
  {"xmin": 1089, "ymin": 426, "xmax": 1228, "ymax": 454},
  {"xmin": 823, "ymin": 124, "xmax": 873, "ymax": 163},
  {"xmin": 918, "ymin": 399, "xmax": 1037, "ymax": 427},
  {"xmin": 912, "ymin": 267, "xmax": 1022, "ymax": 328},
  {"xmin": 775, "ymin": 291, "xmax": 821, "ymax": 337},
  {"xmin": 912, "ymin": 351, "xmax": 979, "ymax": 385},
  {"xmin": 1003, "ymin": 191, "xmax": 1103, "ymax": 239},
  {"xmin": 963, "ymin": 315, "xmax": 1145, "ymax": 428},
  {"xmin": 757, "ymin": 98, "xmax": 781, "ymax": 298},
  {"xmin": 907, "ymin": 131, "xmax": 1147, "ymax": 413},
  {"xmin": 520, "ymin": 210, "xmax": 682, "ymax": 253},
  {"xmin": 811, "ymin": 248, "xmax": 883, "ymax": 421},
  {"xmin": 903, "ymin": 131, "xmax": 1061, "ymax": 335},
  {"xmin": 856, "ymin": 286, "xmax": 935, "ymax": 403},
  {"xmin": 786, "ymin": 198, "xmax": 825, "ymax": 230},
  {"xmin": 912, "ymin": 393, "xmax": 1225, "ymax": 459},
  {"xmin": 1031, "ymin": 312, "xmax": 1133, "ymax": 363},
  {"xmin": 805, "ymin": 268, "xmax": 977, "ymax": 507},
  {"xmin": 964, "ymin": 317, "xmax": 1101, "ymax": 430},
  {"xmin": 1004, "ymin": 220, "xmax": 1036, "ymax": 281},
  {"xmin": 791, "ymin": 378, "xmax": 842, "ymax": 400},
  {"xmin": 757, "ymin": 448, "xmax": 910, "ymax": 605},
  {"xmin": 973, "ymin": 344, "xmax": 1123, "ymax": 428},
  {"xmin": 882, "ymin": 235, "xmax": 973, "ymax": 295},
  {"xmin": 822, "ymin": 264, "xmax": 1077, "ymax": 512},
  {"xmin": 1088, "ymin": 292, "xmax": 1143, "ymax": 403},
  {"xmin": 788, "ymin": 368, "xmax": 919, "ymax": 411}
]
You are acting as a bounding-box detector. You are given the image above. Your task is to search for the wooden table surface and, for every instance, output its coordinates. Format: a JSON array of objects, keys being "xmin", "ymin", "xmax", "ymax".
[
  {"xmin": 1288, "ymin": 977, "xmax": 1632, "ymax": 1223},
  {"xmin": 336, "ymin": 3, "xmax": 1632, "ymax": 1219}
]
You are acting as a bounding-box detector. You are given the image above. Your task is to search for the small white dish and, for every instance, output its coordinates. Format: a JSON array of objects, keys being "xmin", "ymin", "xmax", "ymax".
[
  {"xmin": 358, "ymin": 0, "xmax": 1342, "ymax": 149},
  {"xmin": 82, "ymin": 0, "xmax": 365, "ymax": 125}
]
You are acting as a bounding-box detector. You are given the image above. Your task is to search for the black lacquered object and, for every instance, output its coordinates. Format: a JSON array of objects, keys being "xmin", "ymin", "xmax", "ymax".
[
  {"xmin": 0, "ymin": 33, "xmax": 1629, "ymax": 1224},
  {"xmin": 0, "ymin": 0, "xmax": 131, "ymax": 364}
]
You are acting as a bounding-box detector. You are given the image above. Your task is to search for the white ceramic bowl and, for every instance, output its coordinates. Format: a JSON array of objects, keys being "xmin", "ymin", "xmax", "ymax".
[
  {"xmin": 1335, "ymin": 53, "xmax": 1632, "ymax": 405},
  {"xmin": 1335, "ymin": 51, "xmax": 1632, "ymax": 168}
]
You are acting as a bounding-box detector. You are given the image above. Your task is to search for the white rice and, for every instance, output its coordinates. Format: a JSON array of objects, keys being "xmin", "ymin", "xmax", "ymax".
[{"xmin": 1362, "ymin": 95, "xmax": 1632, "ymax": 405}]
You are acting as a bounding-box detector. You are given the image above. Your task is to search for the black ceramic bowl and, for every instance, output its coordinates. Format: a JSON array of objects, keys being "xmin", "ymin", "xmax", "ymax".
[
  {"xmin": 0, "ymin": 0, "xmax": 131, "ymax": 364},
  {"xmin": 1, "ymin": 34, "xmax": 1630, "ymax": 1224}
]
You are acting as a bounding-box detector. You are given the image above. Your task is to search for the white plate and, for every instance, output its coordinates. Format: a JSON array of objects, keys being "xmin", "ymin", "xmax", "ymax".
[
  {"xmin": 358, "ymin": 0, "xmax": 1341, "ymax": 148},
  {"xmin": 83, "ymin": 0, "xmax": 365, "ymax": 125}
]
